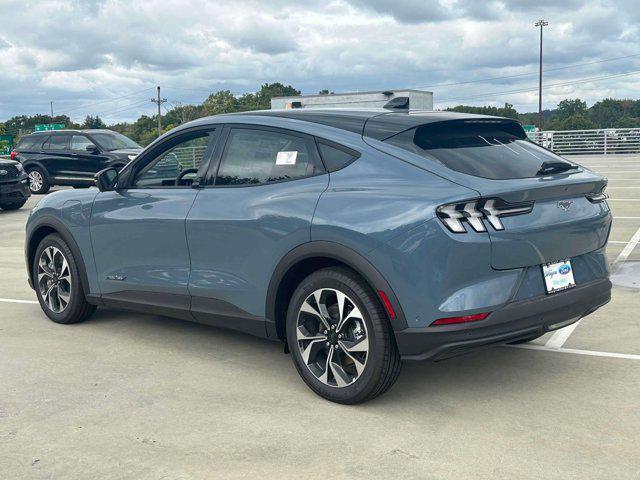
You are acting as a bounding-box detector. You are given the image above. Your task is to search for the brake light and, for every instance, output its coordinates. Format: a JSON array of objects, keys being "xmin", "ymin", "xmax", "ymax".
[
  {"xmin": 436, "ymin": 198, "xmax": 534, "ymax": 233},
  {"xmin": 10, "ymin": 150, "xmax": 17, "ymax": 160},
  {"xmin": 431, "ymin": 312, "xmax": 490, "ymax": 326}
]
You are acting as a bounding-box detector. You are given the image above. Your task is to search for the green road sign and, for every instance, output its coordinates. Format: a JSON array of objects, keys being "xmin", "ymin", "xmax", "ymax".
[
  {"xmin": 523, "ymin": 124, "xmax": 537, "ymax": 132},
  {"xmin": 0, "ymin": 135, "xmax": 13, "ymax": 155},
  {"xmin": 35, "ymin": 123, "xmax": 65, "ymax": 131}
]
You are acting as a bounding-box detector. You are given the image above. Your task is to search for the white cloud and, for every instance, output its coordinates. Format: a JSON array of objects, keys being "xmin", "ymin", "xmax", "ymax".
[{"xmin": 0, "ymin": 0, "xmax": 638, "ymax": 122}]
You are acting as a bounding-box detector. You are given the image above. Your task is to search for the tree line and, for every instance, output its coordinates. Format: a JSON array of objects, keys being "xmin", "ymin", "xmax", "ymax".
[
  {"xmin": 1, "ymin": 82, "xmax": 639, "ymax": 147},
  {"xmin": 447, "ymin": 98, "xmax": 640, "ymax": 131}
]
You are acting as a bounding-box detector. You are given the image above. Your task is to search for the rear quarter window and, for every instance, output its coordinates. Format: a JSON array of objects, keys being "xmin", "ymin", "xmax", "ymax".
[
  {"xmin": 317, "ymin": 141, "xmax": 360, "ymax": 172},
  {"xmin": 383, "ymin": 120, "xmax": 573, "ymax": 180},
  {"xmin": 17, "ymin": 136, "xmax": 44, "ymax": 151}
]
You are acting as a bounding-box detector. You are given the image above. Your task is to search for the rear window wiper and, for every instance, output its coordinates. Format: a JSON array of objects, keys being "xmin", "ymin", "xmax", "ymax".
[{"xmin": 536, "ymin": 161, "xmax": 579, "ymax": 176}]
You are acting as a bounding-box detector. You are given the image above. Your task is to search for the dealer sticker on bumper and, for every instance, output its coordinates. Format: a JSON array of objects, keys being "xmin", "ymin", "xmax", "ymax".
[{"xmin": 542, "ymin": 259, "xmax": 576, "ymax": 294}]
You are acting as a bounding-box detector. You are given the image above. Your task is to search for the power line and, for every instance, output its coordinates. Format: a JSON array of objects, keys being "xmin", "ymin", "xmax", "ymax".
[
  {"xmin": 410, "ymin": 53, "xmax": 640, "ymax": 90},
  {"xmin": 435, "ymin": 68, "xmax": 640, "ymax": 104},
  {"xmin": 61, "ymin": 87, "xmax": 156, "ymax": 114}
]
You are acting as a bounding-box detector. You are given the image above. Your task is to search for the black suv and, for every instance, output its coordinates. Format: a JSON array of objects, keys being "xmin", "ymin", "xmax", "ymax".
[
  {"xmin": 13, "ymin": 129, "xmax": 143, "ymax": 194},
  {"xmin": 0, "ymin": 157, "xmax": 30, "ymax": 210}
]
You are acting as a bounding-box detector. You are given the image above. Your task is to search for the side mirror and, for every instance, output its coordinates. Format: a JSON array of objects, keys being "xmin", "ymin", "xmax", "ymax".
[
  {"xmin": 95, "ymin": 167, "xmax": 119, "ymax": 192},
  {"xmin": 86, "ymin": 144, "xmax": 100, "ymax": 154}
]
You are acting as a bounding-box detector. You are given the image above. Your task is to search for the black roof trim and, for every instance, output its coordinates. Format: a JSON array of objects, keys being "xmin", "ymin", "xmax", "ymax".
[{"xmin": 241, "ymin": 109, "xmax": 518, "ymax": 140}]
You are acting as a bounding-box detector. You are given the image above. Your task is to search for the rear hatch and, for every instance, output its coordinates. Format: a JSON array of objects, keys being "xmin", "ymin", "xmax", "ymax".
[{"xmin": 373, "ymin": 115, "xmax": 611, "ymax": 270}]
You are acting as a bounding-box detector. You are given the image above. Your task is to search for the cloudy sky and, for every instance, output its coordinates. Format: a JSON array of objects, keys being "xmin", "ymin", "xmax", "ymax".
[{"xmin": 0, "ymin": 0, "xmax": 638, "ymax": 123}]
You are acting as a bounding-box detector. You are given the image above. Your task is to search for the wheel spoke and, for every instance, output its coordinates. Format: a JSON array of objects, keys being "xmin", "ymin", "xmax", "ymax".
[
  {"xmin": 301, "ymin": 297, "xmax": 330, "ymax": 330},
  {"xmin": 340, "ymin": 336, "xmax": 369, "ymax": 353},
  {"xmin": 336, "ymin": 304, "xmax": 363, "ymax": 333},
  {"xmin": 318, "ymin": 346, "xmax": 334, "ymax": 384},
  {"xmin": 44, "ymin": 284, "xmax": 56, "ymax": 311},
  {"xmin": 329, "ymin": 356, "xmax": 351, "ymax": 387},
  {"xmin": 300, "ymin": 339, "xmax": 326, "ymax": 364},
  {"xmin": 57, "ymin": 287, "xmax": 70, "ymax": 305},
  {"xmin": 338, "ymin": 341, "xmax": 367, "ymax": 376},
  {"xmin": 58, "ymin": 256, "xmax": 70, "ymax": 277}
]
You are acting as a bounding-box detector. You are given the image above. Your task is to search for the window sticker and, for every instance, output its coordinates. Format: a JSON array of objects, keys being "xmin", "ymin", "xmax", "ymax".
[{"xmin": 276, "ymin": 151, "xmax": 298, "ymax": 165}]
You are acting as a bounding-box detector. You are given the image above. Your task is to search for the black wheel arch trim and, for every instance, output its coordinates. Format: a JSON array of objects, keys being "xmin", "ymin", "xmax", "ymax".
[
  {"xmin": 22, "ymin": 161, "xmax": 51, "ymax": 178},
  {"xmin": 26, "ymin": 215, "xmax": 93, "ymax": 301},
  {"xmin": 265, "ymin": 241, "xmax": 407, "ymax": 339}
]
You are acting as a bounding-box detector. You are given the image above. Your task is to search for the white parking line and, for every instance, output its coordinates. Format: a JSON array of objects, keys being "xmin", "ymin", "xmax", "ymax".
[
  {"xmin": 0, "ymin": 298, "xmax": 38, "ymax": 304},
  {"xmin": 606, "ymin": 198, "xmax": 640, "ymax": 201},
  {"xmin": 506, "ymin": 344, "xmax": 640, "ymax": 360}
]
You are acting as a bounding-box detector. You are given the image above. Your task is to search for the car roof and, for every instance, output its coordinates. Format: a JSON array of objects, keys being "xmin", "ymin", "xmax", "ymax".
[
  {"xmin": 231, "ymin": 108, "xmax": 516, "ymax": 140},
  {"xmin": 26, "ymin": 129, "xmax": 116, "ymax": 136}
]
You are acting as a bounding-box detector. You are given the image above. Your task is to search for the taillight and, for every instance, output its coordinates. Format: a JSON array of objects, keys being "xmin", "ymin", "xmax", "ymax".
[
  {"xmin": 431, "ymin": 312, "xmax": 490, "ymax": 326},
  {"xmin": 436, "ymin": 198, "xmax": 534, "ymax": 233},
  {"xmin": 10, "ymin": 150, "xmax": 17, "ymax": 160}
]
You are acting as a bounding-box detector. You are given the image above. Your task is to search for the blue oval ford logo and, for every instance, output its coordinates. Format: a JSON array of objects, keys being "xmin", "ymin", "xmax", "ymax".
[{"xmin": 558, "ymin": 264, "xmax": 571, "ymax": 275}]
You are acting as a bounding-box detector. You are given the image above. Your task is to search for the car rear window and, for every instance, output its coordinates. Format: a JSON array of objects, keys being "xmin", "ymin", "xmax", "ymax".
[
  {"xmin": 383, "ymin": 120, "xmax": 574, "ymax": 180},
  {"xmin": 17, "ymin": 136, "xmax": 44, "ymax": 151}
]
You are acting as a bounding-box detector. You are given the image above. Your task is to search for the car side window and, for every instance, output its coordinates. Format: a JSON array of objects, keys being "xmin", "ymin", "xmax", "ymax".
[
  {"xmin": 45, "ymin": 135, "xmax": 69, "ymax": 151},
  {"xmin": 71, "ymin": 135, "xmax": 96, "ymax": 152},
  {"xmin": 317, "ymin": 141, "xmax": 360, "ymax": 172},
  {"xmin": 215, "ymin": 128, "xmax": 320, "ymax": 186},
  {"xmin": 133, "ymin": 132, "xmax": 212, "ymax": 188}
]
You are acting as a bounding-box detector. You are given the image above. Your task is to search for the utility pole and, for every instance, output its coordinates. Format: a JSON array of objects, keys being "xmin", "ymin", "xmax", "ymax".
[
  {"xmin": 50, "ymin": 101, "xmax": 54, "ymax": 118},
  {"xmin": 150, "ymin": 86, "xmax": 167, "ymax": 137},
  {"xmin": 535, "ymin": 19, "xmax": 548, "ymax": 131}
]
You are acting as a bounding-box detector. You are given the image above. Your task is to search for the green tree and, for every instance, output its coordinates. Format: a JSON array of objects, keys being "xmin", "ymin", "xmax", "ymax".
[
  {"xmin": 81, "ymin": 115, "xmax": 106, "ymax": 129},
  {"xmin": 446, "ymin": 103, "xmax": 519, "ymax": 119},
  {"xmin": 555, "ymin": 99, "xmax": 588, "ymax": 119}
]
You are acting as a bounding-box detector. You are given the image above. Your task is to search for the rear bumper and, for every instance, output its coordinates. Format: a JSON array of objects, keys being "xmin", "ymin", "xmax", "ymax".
[
  {"xmin": 0, "ymin": 178, "xmax": 30, "ymax": 202},
  {"xmin": 395, "ymin": 277, "xmax": 611, "ymax": 361}
]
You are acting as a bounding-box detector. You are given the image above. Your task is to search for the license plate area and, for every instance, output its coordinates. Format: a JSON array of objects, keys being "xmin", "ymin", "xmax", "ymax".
[{"xmin": 542, "ymin": 259, "xmax": 576, "ymax": 294}]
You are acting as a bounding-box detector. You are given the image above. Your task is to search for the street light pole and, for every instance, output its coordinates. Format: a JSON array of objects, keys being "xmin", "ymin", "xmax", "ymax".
[
  {"xmin": 50, "ymin": 101, "xmax": 54, "ymax": 118},
  {"xmin": 535, "ymin": 19, "xmax": 548, "ymax": 131}
]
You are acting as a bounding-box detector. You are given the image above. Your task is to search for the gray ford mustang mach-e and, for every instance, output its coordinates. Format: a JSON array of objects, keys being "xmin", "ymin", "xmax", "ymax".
[{"xmin": 25, "ymin": 109, "xmax": 611, "ymax": 404}]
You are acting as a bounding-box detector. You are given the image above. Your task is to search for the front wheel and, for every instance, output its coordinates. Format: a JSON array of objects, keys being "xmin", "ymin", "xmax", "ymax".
[
  {"xmin": 33, "ymin": 234, "xmax": 96, "ymax": 324},
  {"xmin": 286, "ymin": 267, "xmax": 401, "ymax": 404}
]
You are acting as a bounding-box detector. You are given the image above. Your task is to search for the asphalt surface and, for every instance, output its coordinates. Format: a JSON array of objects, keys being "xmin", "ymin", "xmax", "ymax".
[{"xmin": 1, "ymin": 156, "xmax": 639, "ymax": 479}]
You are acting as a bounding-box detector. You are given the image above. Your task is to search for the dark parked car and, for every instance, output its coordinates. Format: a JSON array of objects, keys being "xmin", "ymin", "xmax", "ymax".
[
  {"xmin": 12, "ymin": 129, "xmax": 144, "ymax": 194},
  {"xmin": 0, "ymin": 157, "xmax": 30, "ymax": 210},
  {"xmin": 25, "ymin": 109, "xmax": 611, "ymax": 404}
]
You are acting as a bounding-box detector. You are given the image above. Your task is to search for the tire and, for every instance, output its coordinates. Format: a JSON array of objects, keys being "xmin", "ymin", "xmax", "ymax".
[
  {"xmin": 33, "ymin": 234, "xmax": 96, "ymax": 324},
  {"xmin": 286, "ymin": 267, "xmax": 401, "ymax": 404},
  {"xmin": 508, "ymin": 333, "xmax": 545, "ymax": 345},
  {"xmin": 27, "ymin": 167, "xmax": 50, "ymax": 194},
  {"xmin": 0, "ymin": 199, "xmax": 27, "ymax": 210}
]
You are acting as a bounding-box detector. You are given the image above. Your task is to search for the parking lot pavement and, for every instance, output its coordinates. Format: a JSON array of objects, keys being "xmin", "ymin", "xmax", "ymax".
[{"xmin": 2, "ymin": 162, "xmax": 640, "ymax": 479}]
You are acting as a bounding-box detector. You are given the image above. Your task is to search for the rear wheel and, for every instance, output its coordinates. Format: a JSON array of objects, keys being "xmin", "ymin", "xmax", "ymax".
[
  {"xmin": 33, "ymin": 234, "xmax": 96, "ymax": 324},
  {"xmin": 286, "ymin": 267, "xmax": 401, "ymax": 404},
  {"xmin": 27, "ymin": 167, "xmax": 50, "ymax": 194},
  {"xmin": 0, "ymin": 199, "xmax": 27, "ymax": 210}
]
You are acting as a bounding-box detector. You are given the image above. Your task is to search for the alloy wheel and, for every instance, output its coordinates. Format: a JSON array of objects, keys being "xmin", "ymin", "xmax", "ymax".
[
  {"xmin": 37, "ymin": 246, "xmax": 72, "ymax": 313},
  {"xmin": 296, "ymin": 288, "xmax": 370, "ymax": 388},
  {"xmin": 29, "ymin": 170, "xmax": 43, "ymax": 192}
]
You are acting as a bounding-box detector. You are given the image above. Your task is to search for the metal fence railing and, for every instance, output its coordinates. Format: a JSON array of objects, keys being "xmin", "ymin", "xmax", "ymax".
[
  {"xmin": 169, "ymin": 145, "xmax": 209, "ymax": 169},
  {"xmin": 529, "ymin": 128, "xmax": 640, "ymax": 156}
]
